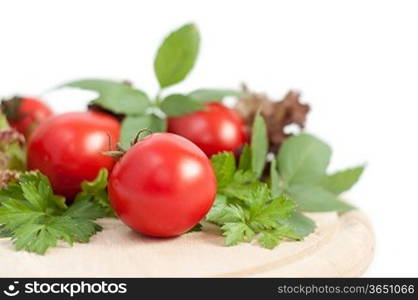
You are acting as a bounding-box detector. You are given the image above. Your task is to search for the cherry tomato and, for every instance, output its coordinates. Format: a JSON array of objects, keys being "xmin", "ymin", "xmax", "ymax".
[
  {"xmin": 108, "ymin": 133, "xmax": 216, "ymax": 237},
  {"xmin": 27, "ymin": 111, "xmax": 120, "ymax": 199},
  {"xmin": 1, "ymin": 96, "xmax": 53, "ymax": 138},
  {"xmin": 167, "ymin": 102, "xmax": 247, "ymax": 156}
]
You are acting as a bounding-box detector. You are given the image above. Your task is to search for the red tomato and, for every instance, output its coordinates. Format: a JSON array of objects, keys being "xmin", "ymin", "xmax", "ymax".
[
  {"xmin": 27, "ymin": 111, "xmax": 120, "ymax": 199},
  {"xmin": 108, "ymin": 133, "xmax": 216, "ymax": 237},
  {"xmin": 2, "ymin": 96, "xmax": 53, "ymax": 138},
  {"xmin": 167, "ymin": 102, "xmax": 247, "ymax": 156}
]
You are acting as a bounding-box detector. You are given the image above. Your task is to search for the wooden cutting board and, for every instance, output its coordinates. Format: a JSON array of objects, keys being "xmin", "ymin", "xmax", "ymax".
[{"xmin": 0, "ymin": 210, "xmax": 374, "ymax": 277}]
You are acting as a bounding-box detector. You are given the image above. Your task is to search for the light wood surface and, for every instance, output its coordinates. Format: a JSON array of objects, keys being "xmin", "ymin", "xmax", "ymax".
[{"xmin": 0, "ymin": 210, "xmax": 374, "ymax": 277}]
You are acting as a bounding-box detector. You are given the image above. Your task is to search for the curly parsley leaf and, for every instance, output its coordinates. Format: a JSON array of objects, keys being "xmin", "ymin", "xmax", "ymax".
[{"xmin": 0, "ymin": 172, "xmax": 106, "ymax": 254}]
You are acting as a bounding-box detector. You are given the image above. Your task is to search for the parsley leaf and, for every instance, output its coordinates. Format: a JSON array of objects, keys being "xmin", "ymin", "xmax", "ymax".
[
  {"xmin": 222, "ymin": 222, "xmax": 255, "ymax": 246},
  {"xmin": 0, "ymin": 172, "xmax": 107, "ymax": 254},
  {"xmin": 210, "ymin": 152, "xmax": 236, "ymax": 189},
  {"xmin": 75, "ymin": 168, "xmax": 114, "ymax": 217},
  {"xmin": 208, "ymin": 151, "xmax": 302, "ymax": 248},
  {"xmin": 258, "ymin": 226, "xmax": 300, "ymax": 249}
]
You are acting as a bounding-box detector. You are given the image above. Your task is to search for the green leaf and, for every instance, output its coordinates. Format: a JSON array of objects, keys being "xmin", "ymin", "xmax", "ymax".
[
  {"xmin": 321, "ymin": 165, "xmax": 365, "ymax": 195},
  {"xmin": 160, "ymin": 94, "xmax": 203, "ymax": 117},
  {"xmin": 222, "ymin": 182, "xmax": 266, "ymax": 207},
  {"xmin": 12, "ymin": 223, "xmax": 56, "ymax": 254},
  {"xmin": 62, "ymin": 79, "xmax": 150, "ymax": 115},
  {"xmin": 0, "ymin": 114, "xmax": 26, "ymax": 171},
  {"xmin": 80, "ymin": 169, "xmax": 108, "ymax": 193},
  {"xmin": 270, "ymin": 160, "xmax": 282, "ymax": 197},
  {"xmin": 20, "ymin": 181, "xmax": 46, "ymax": 211},
  {"xmin": 0, "ymin": 171, "xmax": 105, "ymax": 254},
  {"xmin": 238, "ymin": 144, "xmax": 252, "ymax": 171},
  {"xmin": 188, "ymin": 89, "xmax": 246, "ymax": 102},
  {"xmin": 0, "ymin": 112, "xmax": 10, "ymax": 129},
  {"xmin": 249, "ymin": 193, "xmax": 296, "ymax": 231},
  {"xmin": 284, "ymin": 212, "xmax": 316, "ymax": 238},
  {"xmin": 230, "ymin": 170, "xmax": 258, "ymax": 185},
  {"xmin": 221, "ymin": 222, "xmax": 255, "ymax": 246},
  {"xmin": 258, "ymin": 226, "xmax": 301, "ymax": 249},
  {"xmin": 186, "ymin": 223, "xmax": 202, "ymax": 233},
  {"xmin": 120, "ymin": 114, "xmax": 167, "ymax": 149},
  {"xmin": 290, "ymin": 185, "xmax": 354, "ymax": 212},
  {"xmin": 154, "ymin": 23, "xmax": 200, "ymax": 88},
  {"xmin": 75, "ymin": 169, "xmax": 113, "ymax": 217},
  {"xmin": 258, "ymin": 231, "xmax": 281, "ymax": 249},
  {"xmin": 251, "ymin": 113, "xmax": 268, "ymax": 178},
  {"xmin": 206, "ymin": 202, "xmax": 247, "ymax": 225},
  {"xmin": 277, "ymin": 134, "xmax": 331, "ymax": 186},
  {"xmin": 210, "ymin": 152, "xmax": 236, "ymax": 189},
  {"xmin": 65, "ymin": 200, "xmax": 106, "ymax": 220}
]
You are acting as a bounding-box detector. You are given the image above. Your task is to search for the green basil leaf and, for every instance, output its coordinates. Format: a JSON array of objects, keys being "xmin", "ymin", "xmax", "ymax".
[
  {"xmin": 277, "ymin": 133, "xmax": 331, "ymax": 186},
  {"xmin": 188, "ymin": 89, "xmax": 247, "ymax": 102},
  {"xmin": 270, "ymin": 159, "xmax": 282, "ymax": 197},
  {"xmin": 251, "ymin": 113, "xmax": 268, "ymax": 178},
  {"xmin": 62, "ymin": 79, "xmax": 150, "ymax": 115},
  {"xmin": 284, "ymin": 212, "xmax": 316, "ymax": 238},
  {"xmin": 154, "ymin": 23, "xmax": 200, "ymax": 88},
  {"xmin": 160, "ymin": 94, "xmax": 203, "ymax": 117},
  {"xmin": 321, "ymin": 165, "xmax": 365, "ymax": 195},
  {"xmin": 290, "ymin": 184, "xmax": 354, "ymax": 212},
  {"xmin": 120, "ymin": 114, "xmax": 167, "ymax": 149},
  {"xmin": 238, "ymin": 144, "xmax": 252, "ymax": 171}
]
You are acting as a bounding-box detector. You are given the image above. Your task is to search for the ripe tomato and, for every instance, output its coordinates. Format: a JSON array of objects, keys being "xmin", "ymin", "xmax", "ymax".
[
  {"xmin": 27, "ymin": 111, "xmax": 120, "ymax": 199},
  {"xmin": 108, "ymin": 133, "xmax": 216, "ymax": 237},
  {"xmin": 167, "ymin": 102, "xmax": 247, "ymax": 156},
  {"xmin": 1, "ymin": 96, "xmax": 53, "ymax": 138}
]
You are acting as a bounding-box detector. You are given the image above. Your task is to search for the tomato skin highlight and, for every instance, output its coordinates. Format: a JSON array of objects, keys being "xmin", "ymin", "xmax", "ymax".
[
  {"xmin": 27, "ymin": 111, "xmax": 120, "ymax": 199},
  {"xmin": 167, "ymin": 102, "xmax": 247, "ymax": 157},
  {"xmin": 3, "ymin": 97, "xmax": 53, "ymax": 138},
  {"xmin": 108, "ymin": 133, "xmax": 216, "ymax": 237}
]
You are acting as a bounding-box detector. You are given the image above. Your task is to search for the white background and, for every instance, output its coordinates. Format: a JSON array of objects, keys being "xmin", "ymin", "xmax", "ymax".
[{"xmin": 1, "ymin": 0, "xmax": 417, "ymax": 277}]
